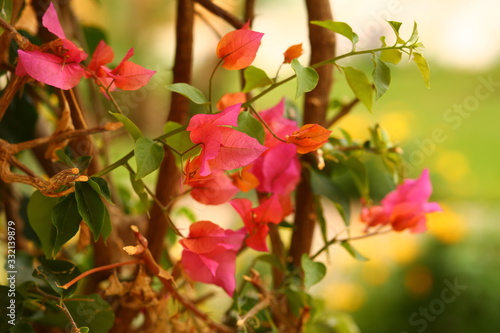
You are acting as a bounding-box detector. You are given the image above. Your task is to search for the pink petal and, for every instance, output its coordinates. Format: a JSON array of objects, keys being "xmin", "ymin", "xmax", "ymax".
[
  {"xmin": 42, "ymin": 3, "xmax": 66, "ymax": 39},
  {"xmin": 259, "ymin": 99, "xmax": 299, "ymax": 147},
  {"xmin": 187, "ymin": 103, "xmax": 241, "ymax": 131},
  {"xmin": 189, "ymin": 124, "xmax": 222, "ymax": 176},
  {"xmin": 16, "ymin": 50, "xmax": 84, "ymax": 90},
  {"xmin": 230, "ymin": 198, "xmax": 253, "ymax": 226},
  {"xmin": 424, "ymin": 201, "xmax": 442, "ymax": 213},
  {"xmin": 216, "ymin": 23, "xmax": 264, "ymax": 70},
  {"xmin": 87, "ymin": 40, "xmax": 115, "ymax": 74},
  {"xmin": 212, "ymin": 127, "xmax": 267, "ymax": 171},
  {"xmin": 246, "ymin": 223, "xmax": 269, "ymax": 252},
  {"xmin": 190, "ymin": 171, "xmax": 239, "ymax": 205},
  {"xmin": 254, "ymin": 194, "xmax": 283, "ymax": 224},
  {"xmin": 109, "ymin": 61, "xmax": 156, "ymax": 90}
]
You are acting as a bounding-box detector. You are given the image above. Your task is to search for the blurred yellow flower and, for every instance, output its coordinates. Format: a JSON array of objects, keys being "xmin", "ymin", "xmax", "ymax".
[{"xmin": 426, "ymin": 204, "xmax": 466, "ymax": 244}]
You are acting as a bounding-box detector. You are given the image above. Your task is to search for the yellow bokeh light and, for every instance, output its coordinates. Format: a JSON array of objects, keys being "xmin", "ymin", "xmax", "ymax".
[
  {"xmin": 435, "ymin": 150, "xmax": 470, "ymax": 183},
  {"xmin": 324, "ymin": 282, "xmax": 366, "ymax": 312},
  {"xmin": 427, "ymin": 204, "xmax": 467, "ymax": 244},
  {"xmin": 361, "ymin": 259, "xmax": 391, "ymax": 286},
  {"xmin": 405, "ymin": 265, "xmax": 433, "ymax": 297},
  {"xmin": 378, "ymin": 110, "xmax": 416, "ymax": 142}
]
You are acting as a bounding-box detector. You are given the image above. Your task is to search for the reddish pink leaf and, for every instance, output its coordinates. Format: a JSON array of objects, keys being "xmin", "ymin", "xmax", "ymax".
[
  {"xmin": 286, "ymin": 123, "xmax": 332, "ymax": 154},
  {"xmin": 189, "ymin": 170, "xmax": 239, "ymax": 205},
  {"xmin": 187, "ymin": 103, "xmax": 241, "ymax": 131},
  {"xmin": 212, "ymin": 127, "xmax": 267, "ymax": 171},
  {"xmin": 42, "ymin": 3, "xmax": 66, "ymax": 39},
  {"xmin": 283, "ymin": 43, "xmax": 303, "ymax": 64},
  {"xmin": 16, "ymin": 50, "xmax": 85, "ymax": 90},
  {"xmin": 216, "ymin": 92, "xmax": 247, "ymax": 111},
  {"xmin": 259, "ymin": 99, "xmax": 299, "ymax": 148},
  {"xmin": 108, "ymin": 61, "xmax": 156, "ymax": 90},
  {"xmin": 87, "ymin": 40, "xmax": 114, "ymax": 74},
  {"xmin": 216, "ymin": 22, "xmax": 264, "ymax": 70},
  {"xmin": 180, "ymin": 221, "xmax": 245, "ymax": 296}
]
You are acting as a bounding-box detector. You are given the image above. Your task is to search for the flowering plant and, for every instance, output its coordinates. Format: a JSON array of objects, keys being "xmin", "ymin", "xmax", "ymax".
[{"xmin": 0, "ymin": 1, "xmax": 439, "ymax": 332}]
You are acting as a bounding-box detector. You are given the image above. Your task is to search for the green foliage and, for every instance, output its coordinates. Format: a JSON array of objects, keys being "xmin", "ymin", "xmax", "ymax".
[
  {"xmin": 236, "ymin": 111, "xmax": 265, "ymax": 144},
  {"xmin": 134, "ymin": 136, "xmax": 165, "ymax": 179},
  {"xmin": 75, "ymin": 182, "xmax": 110, "ymax": 241},
  {"xmin": 52, "ymin": 193, "xmax": 81, "ymax": 255},
  {"xmin": 301, "ymin": 255, "xmax": 327, "ymax": 289},
  {"xmin": 65, "ymin": 294, "xmax": 115, "ymax": 333},
  {"xmin": 32, "ymin": 259, "xmax": 81, "ymax": 297},
  {"xmin": 341, "ymin": 66, "xmax": 373, "ymax": 111},
  {"xmin": 311, "ymin": 20, "xmax": 359, "ymax": 50},
  {"xmin": 27, "ymin": 191, "xmax": 58, "ymax": 258},
  {"xmin": 412, "ymin": 52, "xmax": 431, "ymax": 88},
  {"xmin": 163, "ymin": 121, "xmax": 200, "ymax": 160},
  {"xmin": 340, "ymin": 241, "xmax": 369, "ymax": 261},
  {"xmin": 372, "ymin": 53, "xmax": 391, "ymax": 99},
  {"xmin": 166, "ymin": 83, "xmax": 209, "ymax": 105},
  {"xmin": 110, "ymin": 112, "xmax": 143, "ymax": 142},
  {"xmin": 291, "ymin": 59, "xmax": 319, "ymax": 98},
  {"xmin": 0, "ymin": 0, "xmax": 12, "ymax": 23},
  {"xmin": 243, "ymin": 66, "xmax": 273, "ymax": 92}
]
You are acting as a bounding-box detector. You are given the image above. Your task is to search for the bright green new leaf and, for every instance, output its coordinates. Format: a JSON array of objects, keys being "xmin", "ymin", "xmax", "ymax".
[
  {"xmin": 291, "ymin": 59, "xmax": 319, "ymax": 99},
  {"xmin": 134, "ymin": 136, "xmax": 165, "ymax": 179},
  {"xmin": 372, "ymin": 54, "xmax": 391, "ymax": 99},
  {"xmin": 52, "ymin": 193, "xmax": 81, "ymax": 255},
  {"xmin": 163, "ymin": 121, "xmax": 200, "ymax": 160},
  {"xmin": 412, "ymin": 52, "xmax": 430, "ymax": 88},
  {"xmin": 32, "ymin": 259, "xmax": 81, "ymax": 297},
  {"xmin": 310, "ymin": 169, "xmax": 351, "ymax": 226},
  {"xmin": 27, "ymin": 191, "xmax": 58, "ymax": 258},
  {"xmin": 407, "ymin": 21, "xmax": 419, "ymax": 45},
  {"xmin": 386, "ymin": 21, "xmax": 405, "ymax": 44},
  {"xmin": 301, "ymin": 254, "xmax": 327, "ymax": 289},
  {"xmin": 342, "ymin": 66, "xmax": 373, "ymax": 111},
  {"xmin": 166, "ymin": 83, "xmax": 209, "ymax": 105},
  {"xmin": 75, "ymin": 182, "xmax": 106, "ymax": 241},
  {"xmin": 65, "ymin": 294, "xmax": 115, "ymax": 333},
  {"xmin": 311, "ymin": 20, "xmax": 359, "ymax": 49},
  {"xmin": 243, "ymin": 66, "xmax": 273, "ymax": 92},
  {"xmin": 379, "ymin": 49, "xmax": 402, "ymax": 64},
  {"xmin": 79, "ymin": 328, "xmax": 89, "ymax": 333},
  {"xmin": 236, "ymin": 111, "xmax": 265, "ymax": 144},
  {"xmin": 341, "ymin": 241, "xmax": 369, "ymax": 261},
  {"xmin": 109, "ymin": 112, "xmax": 143, "ymax": 142}
]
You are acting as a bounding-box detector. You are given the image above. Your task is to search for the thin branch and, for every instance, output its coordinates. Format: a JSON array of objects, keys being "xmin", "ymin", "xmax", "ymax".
[
  {"xmin": 194, "ymin": 0, "xmax": 245, "ymax": 29},
  {"xmin": 324, "ymin": 98, "xmax": 359, "ymax": 128}
]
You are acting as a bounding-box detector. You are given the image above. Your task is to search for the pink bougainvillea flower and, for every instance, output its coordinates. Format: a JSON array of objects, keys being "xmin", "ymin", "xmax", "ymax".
[
  {"xmin": 180, "ymin": 221, "xmax": 245, "ymax": 296},
  {"xmin": 251, "ymin": 142, "xmax": 300, "ymax": 196},
  {"xmin": 259, "ymin": 98, "xmax": 299, "ymax": 148},
  {"xmin": 216, "ymin": 22, "xmax": 264, "ymax": 70},
  {"xmin": 230, "ymin": 195, "xmax": 283, "ymax": 252},
  {"xmin": 286, "ymin": 123, "xmax": 332, "ymax": 154},
  {"xmin": 187, "ymin": 103, "xmax": 267, "ymax": 176},
  {"xmin": 186, "ymin": 168, "xmax": 239, "ymax": 205},
  {"xmin": 15, "ymin": 3, "xmax": 87, "ymax": 90},
  {"xmin": 361, "ymin": 169, "xmax": 442, "ymax": 233},
  {"xmin": 86, "ymin": 40, "xmax": 156, "ymax": 91}
]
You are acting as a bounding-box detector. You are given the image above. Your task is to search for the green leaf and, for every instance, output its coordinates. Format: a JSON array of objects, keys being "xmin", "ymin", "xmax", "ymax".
[
  {"xmin": 236, "ymin": 111, "xmax": 265, "ymax": 144},
  {"xmin": 52, "ymin": 193, "xmax": 81, "ymax": 255},
  {"xmin": 32, "ymin": 259, "xmax": 81, "ymax": 297},
  {"xmin": 54, "ymin": 150, "xmax": 92, "ymax": 171},
  {"xmin": 407, "ymin": 21, "xmax": 419, "ymax": 45},
  {"xmin": 82, "ymin": 26, "xmax": 107, "ymax": 54},
  {"xmin": 372, "ymin": 54, "xmax": 391, "ymax": 99},
  {"xmin": 65, "ymin": 294, "xmax": 115, "ymax": 333},
  {"xmin": 343, "ymin": 157, "xmax": 370, "ymax": 199},
  {"xmin": 341, "ymin": 66, "xmax": 373, "ymax": 111},
  {"xmin": 412, "ymin": 52, "xmax": 430, "ymax": 88},
  {"xmin": 0, "ymin": 0, "xmax": 12, "ymax": 22},
  {"xmin": 100, "ymin": 205, "xmax": 112, "ymax": 242},
  {"xmin": 27, "ymin": 191, "xmax": 58, "ymax": 258},
  {"xmin": 163, "ymin": 121, "xmax": 200, "ymax": 160},
  {"xmin": 174, "ymin": 206, "xmax": 197, "ymax": 223},
  {"xmin": 291, "ymin": 59, "xmax": 319, "ymax": 99},
  {"xmin": 75, "ymin": 182, "xmax": 106, "ymax": 241},
  {"xmin": 134, "ymin": 136, "xmax": 165, "ymax": 179},
  {"xmin": 301, "ymin": 254, "xmax": 327, "ymax": 289},
  {"xmin": 255, "ymin": 254, "xmax": 285, "ymax": 272},
  {"xmin": 243, "ymin": 66, "xmax": 273, "ymax": 92},
  {"xmin": 79, "ymin": 328, "xmax": 90, "ymax": 333},
  {"xmin": 166, "ymin": 83, "xmax": 209, "ymax": 105},
  {"xmin": 379, "ymin": 48, "xmax": 402, "ymax": 65},
  {"xmin": 313, "ymin": 195, "xmax": 329, "ymax": 256},
  {"xmin": 311, "ymin": 20, "xmax": 359, "ymax": 49},
  {"xmin": 386, "ymin": 21, "xmax": 405, "ymax": 44},
  {"xmin": 128, "ymin": 171, "xmax": 150, "ymax": 210},
  {"xmin": 88, "ymin": 177, "xmax": 113, "ymax": 203},
  {"xmin": 109, "ymin": 112, "xmax": 143, "ymax": 142},
  {"xmin": 341, "ymin": 241, "xmax": 369, "ymax": 261},
  {"xmin": 310, "ymin": 169, "xmax": 351, "ymax": 226}
]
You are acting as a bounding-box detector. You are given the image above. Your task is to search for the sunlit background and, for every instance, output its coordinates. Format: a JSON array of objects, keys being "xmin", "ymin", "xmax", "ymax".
[{"xmin": 67, "ymin": 1, "xmax": 500, "ymax": 332}]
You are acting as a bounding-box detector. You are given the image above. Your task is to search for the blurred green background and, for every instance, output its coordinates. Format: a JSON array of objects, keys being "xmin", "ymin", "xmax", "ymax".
[{"xmin": 68, "ymin": 0, "xmax": 500, "ymax": 332}]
